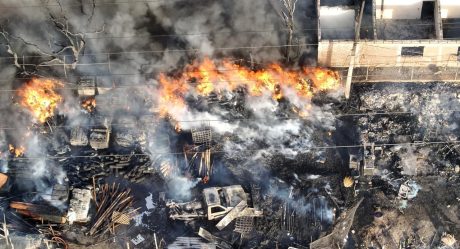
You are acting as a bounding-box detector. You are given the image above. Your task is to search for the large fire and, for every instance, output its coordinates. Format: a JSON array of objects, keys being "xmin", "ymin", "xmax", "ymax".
[
  {"xmin": 157, "ymin": 58, "xmax": 340, "ymax": 116},
  {"xmin": 17, "ymin": 78, "xmax": 63, "ymax": 123}
]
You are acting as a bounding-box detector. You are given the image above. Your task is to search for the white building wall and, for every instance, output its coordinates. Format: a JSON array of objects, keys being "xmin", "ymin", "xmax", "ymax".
[
  {"xmin": 376, "ymin": 0, "xmax": 432, "ymax": 19},
  {"xmin": 440, "ymin": 0, "xmax": 460, "ymax": 18},
  {"xmin": 318, "ymin": 40, "xmax": 460, "ymax": 67}
]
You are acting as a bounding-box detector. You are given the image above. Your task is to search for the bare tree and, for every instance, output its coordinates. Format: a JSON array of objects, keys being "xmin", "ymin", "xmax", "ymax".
[
  {"xmin": 0, "ymin": 28, "xmax": 22, "ymax": 70},
  {"xmin": 0, "ymin": 2, "xmax": 104, "ymax": 75},
  {"xmin": 279, "ymin": 0, "xmax": 298, "ymax": 63}
]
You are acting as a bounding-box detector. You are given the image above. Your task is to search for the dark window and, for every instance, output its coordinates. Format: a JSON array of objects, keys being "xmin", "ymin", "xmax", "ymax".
[
  {"xmin": 401, "ymin": 46, "xmax": 424, "ymax": 57},
  {"xmin": 210, "ymin": 206, "xmax": 226, "ymax": 213},
  {"xmin": 421, "ymin": 1, "xmax": 434, "ymax": 20}
]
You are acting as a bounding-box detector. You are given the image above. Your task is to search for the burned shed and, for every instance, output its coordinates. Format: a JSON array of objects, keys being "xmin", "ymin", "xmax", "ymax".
[
  {"xmin": 70, "ymin": 126, "xmax": 88, "ymax": 146},
  {"xmin": 89, "ymin": 128, "xmax": 110, "ymax": 150},
  {"xmin": 89, "ymin": 116, "xmax": 112, "ymax": 150},
  {"xmin": 113, "ymin": 116, "xmax": 146, "ymax": 148},
  {"xmin": 77, "ymin": 77, "xmax": 96, "ymax": 97}
]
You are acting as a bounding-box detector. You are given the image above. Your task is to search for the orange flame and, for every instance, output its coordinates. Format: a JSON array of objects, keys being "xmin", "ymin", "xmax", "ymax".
[
  {"xmin": 157, "ymin": 58, "xmax": 340, "ymax": 116},
  {"xmin": 9, "ymin": 144, "xmax": 25, "ymax": 157},
  {"xmin": 81, "ymin": 97, "xmax": 96, "ymax": 112},
  {"xmin": 17, "ymin": 78, "xmax": 63, "ymax": 123},
  {"xmin": 157, "ymin": 74, "xmax": 190, "ymax": 117},
  {"xmin": 303, "ymin": 68, "xmax": 340, "ymax": 91},
  {"xmin": 174, "ymin": 122, "xmax": 182, "ymax": 133}
]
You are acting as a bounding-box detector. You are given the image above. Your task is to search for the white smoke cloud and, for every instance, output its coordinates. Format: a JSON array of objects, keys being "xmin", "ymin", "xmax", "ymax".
[{"xmin": 0, "ymin": 0, "xmax": 337, "ymax": 208}]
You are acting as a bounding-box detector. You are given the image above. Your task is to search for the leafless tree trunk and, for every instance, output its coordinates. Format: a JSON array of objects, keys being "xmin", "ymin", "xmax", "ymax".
[
  {"xmin": 0, "ymin": 1, "xmax": 104, "ymax": 74},
  {"xmin": 280, "ymin": 0, "xmax": 298, "ymax": 63}
]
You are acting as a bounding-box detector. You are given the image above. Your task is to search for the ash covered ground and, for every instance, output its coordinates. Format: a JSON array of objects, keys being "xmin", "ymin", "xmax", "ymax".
[{"xmin": 0, "ymin": 1, "xmax": 457, "ymax": 249}]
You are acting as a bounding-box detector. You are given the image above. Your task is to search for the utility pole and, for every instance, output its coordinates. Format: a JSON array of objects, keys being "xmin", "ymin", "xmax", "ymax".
[{"xmin": 345, "ymin": 0, "xmax": 365, "ymax": 99}]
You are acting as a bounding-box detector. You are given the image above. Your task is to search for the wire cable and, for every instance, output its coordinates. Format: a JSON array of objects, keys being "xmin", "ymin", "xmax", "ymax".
[
  {"xmin": 9, "ymin": 22, "xmax": 460, "ymax": 43},
  {"xmin": 6, "ymin": 140, "xmax": 460, "ymax": 160},
  {"xmin": 0, "ymin": 67, "xmax": 457, "ymax": 92},
  {"xmin": 1, "ymin": 37, "xmax": 459, "ymax": 60},
  {"xmin": 0, "ymin": 43, "xmax": 318, "ymax": 60},
  {"xmin": 0, "ymin": 109, "xmax": 449, "ymax": 130},
  {"xmin": 0, "ymin": 0, "xmax": 186, "ymax": 9}
]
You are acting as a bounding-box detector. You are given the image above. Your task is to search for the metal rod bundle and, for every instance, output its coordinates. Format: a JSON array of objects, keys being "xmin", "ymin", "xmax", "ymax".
[{"xmin": 89, "ymin": 183, "xmax": 134, "ymax": 236}]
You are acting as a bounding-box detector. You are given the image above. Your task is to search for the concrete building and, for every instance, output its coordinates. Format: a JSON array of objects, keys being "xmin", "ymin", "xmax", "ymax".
[{"xmin": 317, "ymin": 0, "xmax": 460, "ymax": 98}]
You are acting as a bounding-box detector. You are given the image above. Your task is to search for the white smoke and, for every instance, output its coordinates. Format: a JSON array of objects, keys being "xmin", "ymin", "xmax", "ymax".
[
  {"xmin": 0, "ymin": 0, "xmax": 338, "ymax": 207},
  {"xmin": 167, "ymin": 176, "xmax": 200, "ymax": 201},
  {"xmin": 398, "ymin": 145, "xmax": 434, "ymax": 176}
]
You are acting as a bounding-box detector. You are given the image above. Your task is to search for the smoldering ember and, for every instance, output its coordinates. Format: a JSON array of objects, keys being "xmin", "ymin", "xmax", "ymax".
[{"xmin": 0, "ymin": 1, "xmax": 459, "ymax": 249}]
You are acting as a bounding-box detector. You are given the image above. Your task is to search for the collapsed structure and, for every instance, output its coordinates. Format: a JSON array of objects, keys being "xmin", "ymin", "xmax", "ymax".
[{"xmin": 167, "ymin": 185, "xmax": 262, "ymax": 222}]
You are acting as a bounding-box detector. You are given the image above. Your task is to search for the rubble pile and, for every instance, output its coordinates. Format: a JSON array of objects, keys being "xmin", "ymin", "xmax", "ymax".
[
  {"xmin": 0, "ymin": 57, "xmax": 349, "ymax": 249},
  {"xmin": 338, "ymin": 83, "xmax": 460, "ymax": 248},
  {"xmin": 0, "ymin": 57, "xmax": 458, "ymax": 249}
]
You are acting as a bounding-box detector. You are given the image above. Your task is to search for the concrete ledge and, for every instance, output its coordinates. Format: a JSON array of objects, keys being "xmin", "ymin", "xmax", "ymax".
[{"xmin": 335, "ymin": 66, "xmax": 460, "ymax": 83}]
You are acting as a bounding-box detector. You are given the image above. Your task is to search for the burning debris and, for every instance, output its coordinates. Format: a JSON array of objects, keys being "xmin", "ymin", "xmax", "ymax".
[
  {"xmin": 8, "ymin": 144, "xmax": 25, "ymax": 158},
  {"xmin": 81, "ymin": 97, "xmax": 96, "ymax": 113},
  {"xmin": 0, "ymin": 1, "xmax": 458, "ymax": 248},
  {"xmin": 343, "ymin": 176, "xmax": 354, "ymax": 188},
  {"xmin": 2, "ymin": 73, "xmax": 458, "ymax": 248},
  {"xmin": 89, "ymin": 116, "xmax": 112, "ymax": 150},
  {"xmin": 156, "ymin": 58, "xmax": 340, "ymax": 119}
]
